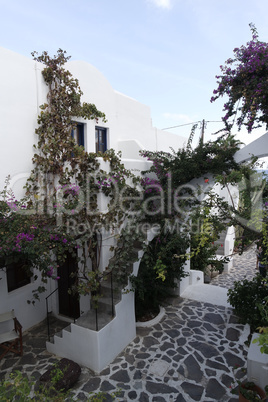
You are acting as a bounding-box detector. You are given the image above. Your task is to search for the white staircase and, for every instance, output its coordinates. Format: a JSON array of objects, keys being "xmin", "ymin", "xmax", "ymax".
[{"xmin": 46, "ymin": 245, "xmax": 144, "ymax": 373}]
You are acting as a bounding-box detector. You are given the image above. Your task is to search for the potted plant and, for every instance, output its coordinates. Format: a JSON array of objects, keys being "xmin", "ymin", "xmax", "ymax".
[
  {"xmin": 237, "ymin": 382, "xmax": 267, "ymax": 401},
  {"xmin": 231, "ymin": 366, "xmax": 268, "ymax": 401}
]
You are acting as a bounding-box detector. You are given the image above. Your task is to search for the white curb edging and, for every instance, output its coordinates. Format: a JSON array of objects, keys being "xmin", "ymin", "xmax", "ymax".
[{"xmin": 136, "ymin": 307, "xmax": 165, "ymax": 328}]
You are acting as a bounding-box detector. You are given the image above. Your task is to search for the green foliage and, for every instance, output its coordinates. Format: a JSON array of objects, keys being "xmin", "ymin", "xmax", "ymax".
[
  {"xmin": 108, "ymin": 220, "xmax": 146, "ymax": 289},
  {"xmin": 140, "ymin": 131, "xmax": 257, "ymax": 277},
  {"xmin": 190, "ymin": 205, "xmax": 227, "ymax": 273},
  {"xmin": 1, "ymin": 46, "xmax": 267, "ymax": 321},
  {"xmin": 227, "ymin": 275, "xmax": 268, "ymax": 330},
  {"xmin": 253, "ymin": 325, "xmax": 268, "ymax": 354},
  {"xmin": 0, "ymin": 370, "xmax": 119, "ymax": 401},
  {"xmin": 29, "ymin": 49, "xmax": 106, "ymax": 185},
  {"xmin": 0, "ymin": 370, "xmax": 68, "ymax": 401},
  {"xmin": 135, "ymin": 128, "xmax": 265, "ymax": 315},
  {"xmin": 204, "ymin": 161, "xmax": 268, "ymax": 255},
  {"xmin": 231, "ymin": 366, "xmax": 268, "ymax": 400},
  {"xmin": 0, "ymin": 177, "xmax": 74, "ymax": 298},
  {"xmin": 253, "ymin": 289, "xmax": 268, "ymax": 354},
  {"xmin": 0, "ymin": 50, "xmax": 141, "ymax": 302},
  {"xmin": 190, "ymin": 239, "xmax": 225, "ymax": 274},
  {"xmin": 0, "ymin": 371, "xmax": 32, "ymax": 402},
  {"xmin": 88, "ymin": 390, "xmax": 120, "ymax": 401},
  {"xmin": 140, "ymin": 134, "xmax": 242, "ymax": 229},
  {"xmin": 130, "ymin": 231, "xmax": 189, "ymax": 319}
]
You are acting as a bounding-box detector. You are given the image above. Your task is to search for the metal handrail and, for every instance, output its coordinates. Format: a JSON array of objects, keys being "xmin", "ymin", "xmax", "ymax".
[
  {"xmin": 45, "ymin": 287, "xmax": 58, "ymax": 340},
  {"xmin": 45, "ymin": 271, "xmax": 116, "ymax": 336},
  {"xmin": 93, "ymin": 270, "xmax": 115, "ymax": 331},
  {"xmin": 111, "ymin": 271, "xmax": 115, "ymax": 317}
]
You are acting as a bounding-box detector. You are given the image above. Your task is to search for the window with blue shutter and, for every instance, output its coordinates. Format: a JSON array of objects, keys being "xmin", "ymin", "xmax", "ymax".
[{"xmin": 95, "ymin": 127, "xmax": 107, "ymax": 153}]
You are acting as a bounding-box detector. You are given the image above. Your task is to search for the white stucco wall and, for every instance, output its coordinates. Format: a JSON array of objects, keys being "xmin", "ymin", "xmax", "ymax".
[
  {"xmin": 235, "ymin": 132, "xmax": 268, "ymax": 163},
  {"xmin": 0, "ymin": 46, "xmax": 186, "ymax": 198},
  {"xmin": 66, "ymin": 60, "xmax": 187, "ymax": 159},
  {"xmin": 247, "ymin": 333, "xmax": 268, "ymax": 391},
  {"xmin": 0, "ymin": 46, "xmax": 187, "ymax": 332},
  {"xmin": 0, "ymin": 48, "xmax": 39, "ymax": 199},
  {"xmin": 46, "ymin": 285, "xmax": 136, "ymax": 373},
  {"xmin": 0, "ymin": 267, "xmax": 51, "ymax": 331}
]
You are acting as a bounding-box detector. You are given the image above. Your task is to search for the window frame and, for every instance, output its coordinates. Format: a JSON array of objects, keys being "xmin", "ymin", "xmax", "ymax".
[
  {"xmin": 95, "ymin": 126, "xmax": 107, "ymax": 153},
  {"xmin": 71, "ymin": 122, "xmax": 85, "ymax": 147}
]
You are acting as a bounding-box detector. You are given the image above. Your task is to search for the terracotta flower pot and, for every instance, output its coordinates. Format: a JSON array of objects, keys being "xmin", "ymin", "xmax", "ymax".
[{"xmin": 238, "ymin": 384, "xmax": 266, "ymax": 401}]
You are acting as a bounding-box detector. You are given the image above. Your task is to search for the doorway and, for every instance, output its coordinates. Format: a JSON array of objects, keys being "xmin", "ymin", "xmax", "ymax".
[{"xmin": 58, "ymin": 252, "xmax": 80, "ymax": 319}]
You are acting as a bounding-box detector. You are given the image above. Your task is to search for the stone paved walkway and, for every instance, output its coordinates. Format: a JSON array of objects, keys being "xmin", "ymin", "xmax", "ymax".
[
  {"xmin": 210, "ymin": 246, "xmax": 257, "ymax": 289},
  {"xmin": 0, "ymin": 246, "xmax": 258, "ymax": 401}
]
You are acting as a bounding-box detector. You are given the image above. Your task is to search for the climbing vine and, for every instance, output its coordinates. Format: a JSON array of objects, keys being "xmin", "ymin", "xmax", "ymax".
[
  {"xmin": 0, "ymin": 50, "xmax": 141, "ymax": 302},
  {"xmin": 138, "ymin": 130, "xmax": 264, "ymax": 270},
  {"xmin": 0, "ymin": 47, "xmax": 266, "ymax": 316}
]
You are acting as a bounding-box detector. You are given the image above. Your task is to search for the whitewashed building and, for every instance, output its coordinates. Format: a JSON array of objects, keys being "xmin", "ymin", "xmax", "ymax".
[
  {"xmin": 0, "ymin": 47, "xmax": 188, "ymax": 371},
  {"xmin": 0, "ymin": 46, "xmax": 187, "ymax": 198},
  {"xmin": 1, "ymin": 46, "xmax": 267, "ymax": 373}
]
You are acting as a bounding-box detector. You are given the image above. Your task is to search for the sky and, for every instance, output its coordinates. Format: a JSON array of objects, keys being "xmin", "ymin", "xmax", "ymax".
[{"xmin": 1, "ymin": 0, "xmax": 268, "ymax": 151}]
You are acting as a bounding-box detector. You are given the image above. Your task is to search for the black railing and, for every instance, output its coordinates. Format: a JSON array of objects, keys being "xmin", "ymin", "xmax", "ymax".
[
  {"xmin": 95, "ymin": 306, "xmax": 98, "ymax": 331},
  {"xmin": 93, "ymin": 270, "xmax": 116, "ymax": 331},
  {"xmin": 111, "ymin": 270, "xmax": 115, "ymax": 318},
  {"xmin": 46, "ymin": 270, "xmax": 118, "ymax": 337},
  {"xmin": 45, "ymin": 287, "xmax": 59, "ymax": 341}
]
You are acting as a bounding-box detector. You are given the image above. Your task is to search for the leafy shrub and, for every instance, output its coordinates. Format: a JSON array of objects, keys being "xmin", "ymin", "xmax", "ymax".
[
  {"xmin": 0, "ymin": 370, "xmax": 68, "ymax": 401},
  {"xmin": 130, "ymin": 232, "xmax": 189, "ymax": 320},
  {"xmin": 227, "ymin": 275, "xmax": 268, "ymax": 330},
  {"xmin": 0, "ymin": 371, "xmax": 117, "ymax": 401},
  {"xmin": 190, "ymin": 240, "xmax": 226, "ymax": 274}
]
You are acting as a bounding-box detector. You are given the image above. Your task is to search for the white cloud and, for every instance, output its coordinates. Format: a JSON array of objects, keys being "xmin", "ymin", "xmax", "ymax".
[{"xmin": 147, "ymin": 0, "xmax": 172, "ymax": 10}]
